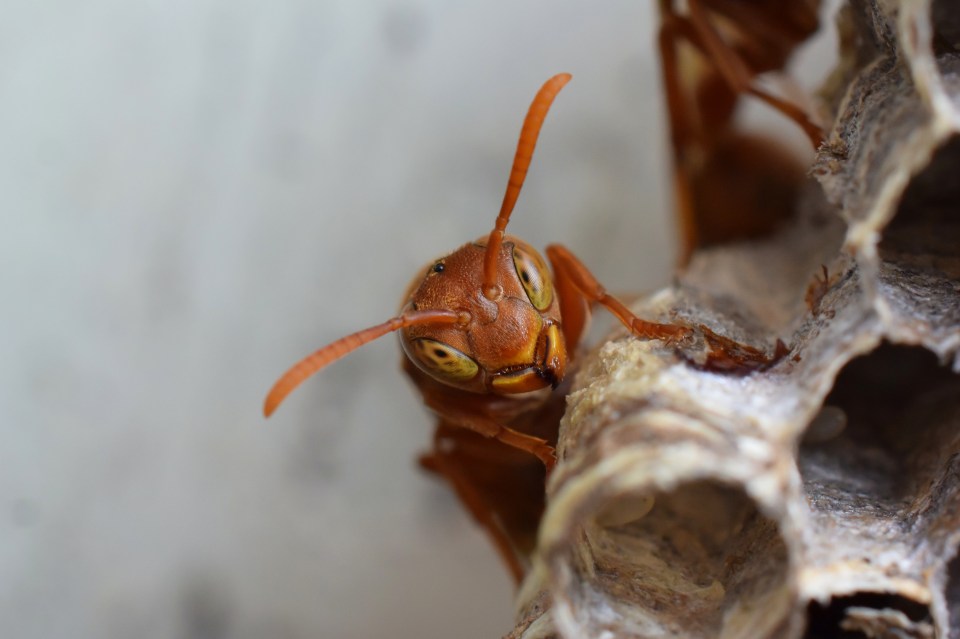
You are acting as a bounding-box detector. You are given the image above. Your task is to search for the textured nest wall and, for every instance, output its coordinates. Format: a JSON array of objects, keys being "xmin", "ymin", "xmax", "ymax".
[{"xmin": 510, "ymin": 1, "xmax": 960, "ymax": 637}]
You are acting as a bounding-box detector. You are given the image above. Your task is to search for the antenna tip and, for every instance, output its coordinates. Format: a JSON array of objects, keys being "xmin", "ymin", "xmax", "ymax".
[{"xmin": 263, "ymin": 394, "xmax": 279, "ymax": 418}]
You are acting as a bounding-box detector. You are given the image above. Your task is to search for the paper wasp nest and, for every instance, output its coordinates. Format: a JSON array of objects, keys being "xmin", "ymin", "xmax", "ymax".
[{"xmin": 509, "ymin": 1, "xmax": 960, "ymax": 637}]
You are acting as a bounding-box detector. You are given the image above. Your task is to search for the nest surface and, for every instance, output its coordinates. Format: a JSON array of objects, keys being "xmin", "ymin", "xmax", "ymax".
[{"xmin": 510, "ymin": 1, "xmax": 960, "ymax": 637}]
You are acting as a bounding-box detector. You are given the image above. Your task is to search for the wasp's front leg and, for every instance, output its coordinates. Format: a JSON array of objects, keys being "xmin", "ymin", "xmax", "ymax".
[
  {"xmin": 546, "ymin": 244, "xmax": 693, "ymax": 344},
  {"xmin": 405, "ymin": 361, "xmax": 557, "ymax": 472},
  {"xmin": 546, "ymin": 245, "xmax": 790, "ymax": 372}
]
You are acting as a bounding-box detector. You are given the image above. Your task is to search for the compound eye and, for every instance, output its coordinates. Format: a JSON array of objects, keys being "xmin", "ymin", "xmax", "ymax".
[
  {"xmin": 410, "ymin": 338, "xmax": 479, "ymax": 382},
  {"xmin": 512, "ymin": 246, "xmax": 553, "ymax": 310}
]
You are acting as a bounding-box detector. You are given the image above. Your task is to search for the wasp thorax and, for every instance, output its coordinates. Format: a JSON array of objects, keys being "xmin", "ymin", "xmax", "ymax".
[{"xmin": 399, "ymin": 236, "xmax": 567, "ymax": 394}]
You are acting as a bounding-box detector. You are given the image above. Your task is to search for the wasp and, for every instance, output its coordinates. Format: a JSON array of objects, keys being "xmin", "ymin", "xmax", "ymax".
[
  {"xmin": 264, "ymin": 74, "xmax": 692, "ymax": 581},
  {"xmin": 657, "ymin": 0, "xmax": 825, "ymax": 263},
  {"xmin": 265, "ymin": 2, "xmax": 827, "ymax": 573}
]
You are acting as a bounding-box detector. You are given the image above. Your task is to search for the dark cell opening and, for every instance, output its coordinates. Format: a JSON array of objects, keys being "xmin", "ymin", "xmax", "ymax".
[
  {"xmin": 882, "ymin": 136, "xmax": 960, "ymax": 277},
  {"xmin": 805, "ymin": 592, "xmax": 930, "ymax": 638},
  {"xmin": 800, "ymin": 343, "xmax": 959, "ymax": 508}
]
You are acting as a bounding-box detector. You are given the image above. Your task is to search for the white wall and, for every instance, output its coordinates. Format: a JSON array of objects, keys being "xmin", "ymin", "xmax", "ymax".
[{"xmin": 0, "ymin": 2, "xmax": 834, "ymax": 637}]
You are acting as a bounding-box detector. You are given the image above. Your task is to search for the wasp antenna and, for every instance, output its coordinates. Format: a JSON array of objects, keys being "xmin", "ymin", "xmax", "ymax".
[
  {"xmin": 482, "ymin": 73, "xmax": 572, "ymax": 298},
  {"xmin": 264, "ymin": 309, "xmax": 465, "ymax": 417}
]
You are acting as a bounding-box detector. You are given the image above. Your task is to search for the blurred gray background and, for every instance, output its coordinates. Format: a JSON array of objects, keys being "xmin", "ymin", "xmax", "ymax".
[{"xmin": 0, "ymin": 2, "xmax": 835, "ymax": 637}]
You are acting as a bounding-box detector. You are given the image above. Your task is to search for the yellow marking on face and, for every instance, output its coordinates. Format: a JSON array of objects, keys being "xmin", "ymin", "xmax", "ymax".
[{"xmin": 491, "ymin": 368, "xmax": 549, "ymax": 393}]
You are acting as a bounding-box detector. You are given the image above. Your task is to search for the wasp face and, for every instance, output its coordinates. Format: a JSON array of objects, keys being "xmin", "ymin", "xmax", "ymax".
[{"xmin": 399, "ymin": 236, "xmax": 567, "ymax": 394}]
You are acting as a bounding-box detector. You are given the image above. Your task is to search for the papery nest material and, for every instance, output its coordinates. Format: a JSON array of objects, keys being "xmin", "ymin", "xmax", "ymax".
[{"xmin": 509, "ymin": 0, "xmax": 960, "ymax": 637}]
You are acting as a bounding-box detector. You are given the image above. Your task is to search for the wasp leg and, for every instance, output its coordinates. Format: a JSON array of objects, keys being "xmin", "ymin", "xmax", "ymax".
[
  {"xmin": 657, "ymin": 4, "xmax": 815, "ymax": 265},
  {"xmin": 550, "ymin": 251, "xmax": 592, "ymax": 354},
  {"xmin": 419, "ymin": 426, "xmax": 527, "ymax": 584},
  {"xmin": 683, "ymin": 0, "xmax": 824, "ymax": 147},
  {"xmin": 411, "ymin": 369, "xmax": 557, "ymax": 472},
  {"xmin": 546, "ymin": 244, "xmax": 692, "ymax": 343}
]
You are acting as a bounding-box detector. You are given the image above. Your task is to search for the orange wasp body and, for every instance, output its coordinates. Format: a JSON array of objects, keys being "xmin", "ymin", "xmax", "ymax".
[
  {"xmin": 657, "ymin": 0, "xmax": 824, "ymax": 263},
  {"xmin": 265, "ymin": 74, "xmax": 690, "ymax": 581},
  {"xmin": 265, "ymin": 5, "xmax": 828, "ymax": 575}
]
